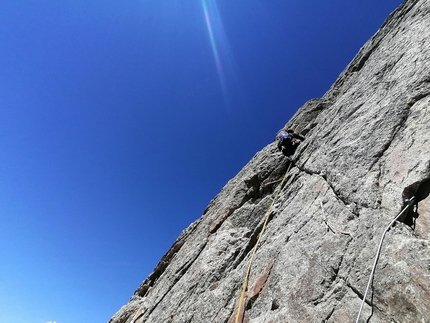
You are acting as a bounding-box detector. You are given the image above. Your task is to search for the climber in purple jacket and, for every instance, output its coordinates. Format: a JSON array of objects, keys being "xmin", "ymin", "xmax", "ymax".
[{"xmin": 276, "ymin": 128, "xmax": 304, "ymax": 157}]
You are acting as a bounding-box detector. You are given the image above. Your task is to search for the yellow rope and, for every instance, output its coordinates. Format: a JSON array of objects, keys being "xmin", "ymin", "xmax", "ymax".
[{"xmin": 234, "ymin": 161, "xmax": 293, "ymax": 323}]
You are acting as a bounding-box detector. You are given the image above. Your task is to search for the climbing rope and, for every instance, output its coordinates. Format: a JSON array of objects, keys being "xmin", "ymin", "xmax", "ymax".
[
  {"xmin": 355, "ymin": 196, "xmax": 416, "ymax": 323},
  {"xmin": 234, "ymin": 161, "xmax": 293, "ymax": 323}
]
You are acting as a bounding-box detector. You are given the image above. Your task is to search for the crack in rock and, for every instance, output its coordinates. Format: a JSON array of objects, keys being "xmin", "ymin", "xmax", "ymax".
[{"xmin": 144, "ymin": 241, "xmax": 207, "ymax": 319}]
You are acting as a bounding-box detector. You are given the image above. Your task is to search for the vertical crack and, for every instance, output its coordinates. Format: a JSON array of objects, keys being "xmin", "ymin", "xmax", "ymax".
[
  {"xmin": 231, "ymin": 208, "xmax": 276, "ymax": 270},
  {"xmin": 323, "ymin": 307, "xmax": 335, "ymax": 322},
  {"xmin": 144, "ymin": 241, "xmax": 207, "ymax": 319}
]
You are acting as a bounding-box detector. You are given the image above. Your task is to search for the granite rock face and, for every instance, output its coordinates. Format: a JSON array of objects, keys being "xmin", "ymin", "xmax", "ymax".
[{"xmin": 109, "ymin": 0, "xmax": 430, "ymax": 322}]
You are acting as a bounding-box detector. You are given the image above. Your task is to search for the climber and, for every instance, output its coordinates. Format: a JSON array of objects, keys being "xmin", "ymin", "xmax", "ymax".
[{"xmin": 276, "ymin": 128, "xmax": 304, "ymax": 158}]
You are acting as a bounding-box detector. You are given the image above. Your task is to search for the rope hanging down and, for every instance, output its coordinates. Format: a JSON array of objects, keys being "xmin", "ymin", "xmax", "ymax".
[
  {"xmin": 355, "ymin": 196, "xmax": 416, "ymax": 323},
  {"xmin": 234, "ymin": 161, "xmax": 293, "ymax": 323}
]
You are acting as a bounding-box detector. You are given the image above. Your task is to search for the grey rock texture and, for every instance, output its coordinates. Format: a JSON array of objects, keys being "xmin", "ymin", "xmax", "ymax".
[{"xmin": 109, "ymin": 0, "xmax": 430, "ymax": 322}]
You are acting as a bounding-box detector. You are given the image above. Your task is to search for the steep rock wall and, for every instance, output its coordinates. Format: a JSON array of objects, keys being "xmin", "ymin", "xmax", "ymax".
[{"xmin": 110, "ymin": 0, "xmax": 430, "ymax": 322}]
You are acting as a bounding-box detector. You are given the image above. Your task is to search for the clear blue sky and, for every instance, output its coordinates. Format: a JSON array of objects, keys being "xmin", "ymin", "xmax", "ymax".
[{"xmin": 0, "ymin": 1, "xmax": 402, "ymax": 322}]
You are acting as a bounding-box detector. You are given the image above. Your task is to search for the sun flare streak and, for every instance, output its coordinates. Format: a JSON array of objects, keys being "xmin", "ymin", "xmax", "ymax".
[{"xmin": 201, "ymin": 0, "xmax": 229, "ymax": 101}]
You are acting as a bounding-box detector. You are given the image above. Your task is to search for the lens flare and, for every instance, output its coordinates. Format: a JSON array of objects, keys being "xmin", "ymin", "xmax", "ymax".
[{"xmin": 201, "ymin": 0, "xmax": 231, "ymax": 105}]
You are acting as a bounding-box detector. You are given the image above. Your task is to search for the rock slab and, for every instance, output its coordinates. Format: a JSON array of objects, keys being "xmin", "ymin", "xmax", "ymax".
[{"xmin": 109, "ymin": 0, "xmax": 430, "ymax": 322}]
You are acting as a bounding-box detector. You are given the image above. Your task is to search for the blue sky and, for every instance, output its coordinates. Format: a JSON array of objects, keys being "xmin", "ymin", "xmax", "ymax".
[{"xmin": 0, "ymin": 1, "xmax": 402, "ymax": 322}]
